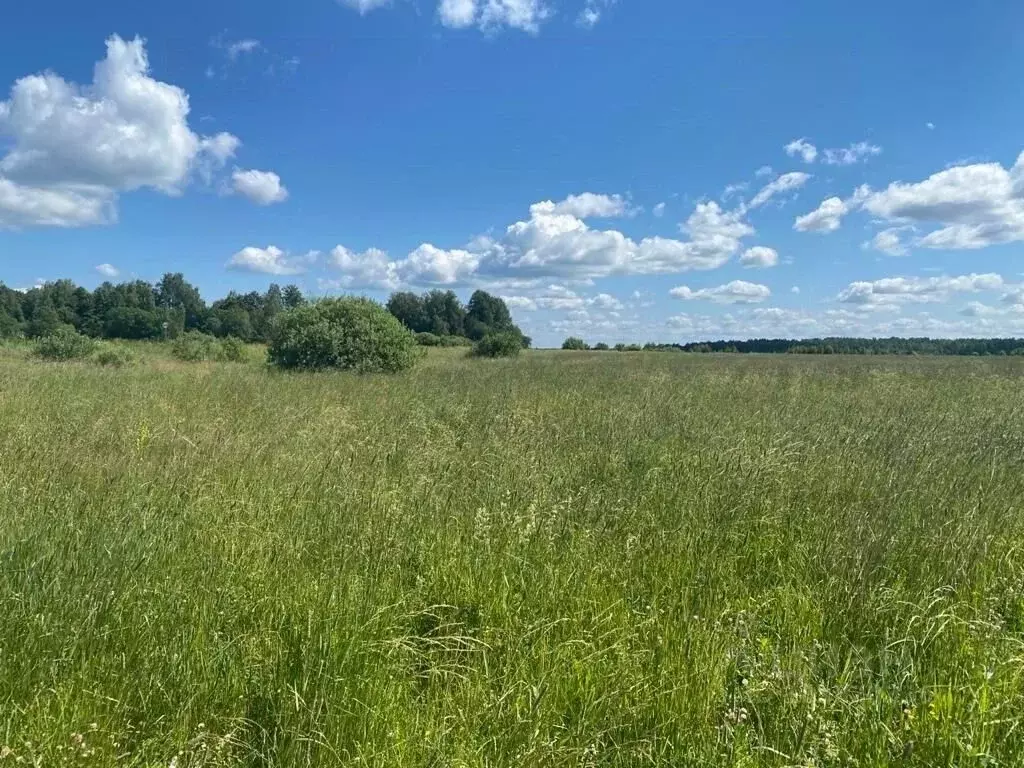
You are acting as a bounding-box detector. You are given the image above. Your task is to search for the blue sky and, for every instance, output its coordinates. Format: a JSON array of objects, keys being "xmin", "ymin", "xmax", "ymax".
[{"xmin": 3, "ymin": 0, "xmax": 1024, "ymax": 345}]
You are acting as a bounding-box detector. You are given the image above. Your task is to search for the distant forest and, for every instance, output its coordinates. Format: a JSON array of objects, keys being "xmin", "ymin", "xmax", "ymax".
[
  {"xmin": 654, "ymin": 338, "xmax": 1024, "ymax": 356},
  {"xmin": 0, "ymin": 275, "xmax": 527, "ymax": 346},
  {"xmin": 2, "ymin": 276, "xmax": 1024, "ymax": 355}
]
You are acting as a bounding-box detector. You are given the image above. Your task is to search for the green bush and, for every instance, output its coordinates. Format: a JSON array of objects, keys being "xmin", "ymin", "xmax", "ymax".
[
  {"xmin": 93, "ymin": 343, "xmax": 135, "ymax": 367},
  {"xmin": 593, "ymin": 342, "xmax": 610, "ymax": 351},
  {"xmin": 33, "ymin": 328, "xmax": 96, "ymax": 361},
  {"xmin": 439, "ymin": 335, "xmax": 473, "ymax": 347},
  {"xmin": 268, "ymin": 297, "xmax": 421, "ymax": 373},
  {"xmin": 218, "ymin": 336, "xmax": 248, "ymax": 362},
  {"xmin": 171, "ymin": 331, "xmax": 220, "ymax": 362},
  {"xmin": 470, "ymin": 331, "xmax": 523, "ymax": 359},
  {"xmin": 416, "ymin": 332, "xmax": 442, "ymax": 347},
  {"xmin": 561, "ymin": 336, "xmax": 588, "ymax": 350}
]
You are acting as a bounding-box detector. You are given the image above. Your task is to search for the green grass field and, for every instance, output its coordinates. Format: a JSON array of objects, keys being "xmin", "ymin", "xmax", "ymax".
[{"xmin": 2, "ymin": 347, "xmax": 1024, "ymax": 766}]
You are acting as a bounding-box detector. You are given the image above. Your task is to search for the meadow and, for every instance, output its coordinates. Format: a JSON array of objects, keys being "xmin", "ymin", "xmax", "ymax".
[{"xmin": 1, "ymin": 346, "xmax": 1023, "ymax": 767}]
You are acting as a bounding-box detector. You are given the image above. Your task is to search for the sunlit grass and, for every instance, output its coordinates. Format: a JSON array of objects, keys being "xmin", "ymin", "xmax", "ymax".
[{"xmin": 2, "ymin": 348, "xmax": 1024, "ymax": 766}]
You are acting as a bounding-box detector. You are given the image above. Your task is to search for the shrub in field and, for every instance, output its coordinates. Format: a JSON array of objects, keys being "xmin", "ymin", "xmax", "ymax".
[
  {"xmin": 440, "ymin": 335, "xmax": 473, "ymax": 347},
  {"xmin": 470, "ymin": 331, "xmax": 522, "ymax": 358},
  {"xmin": 593, "ymin": 342, "xmax": 610, "ymax": 351},
  {"xmin": 416, "ymin": 332, "xmax": 441, "ymax": 346},
  {"xmin": 217, "ymin": 336, "xmax": 248, "ymax": 362},
  {"xmin": 268, "ymin": 297, "xmax": 420, "ymax": 373},
  {"xmin": 171, "ymin": 331, "xmax": 220, "ymax": 362},
  {"xmin": 93, "ymin": 343, "xmax": 135, "ymax": 367},
  {"xmin": 33, "ymin": 328, "xmax": 96, "ymax": 360},
  {"xmin": 562, "ymin": 336, "xmax": 588, "ymax": 350}
]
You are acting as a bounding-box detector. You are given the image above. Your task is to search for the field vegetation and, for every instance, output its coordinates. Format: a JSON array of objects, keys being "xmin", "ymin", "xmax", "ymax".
[{"xmin": 1, "ymin": 345, "xmax": 1023, "ymax": 766}]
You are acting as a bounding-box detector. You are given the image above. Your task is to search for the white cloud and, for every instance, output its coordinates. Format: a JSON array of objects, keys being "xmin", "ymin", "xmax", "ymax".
[
  {"xmin": 589, "ymin": 292, "xmax": 624, "ymax": 310},
  {"xmin": 793, "ymin": 186, "xmax": 870, "ymax": 233},
  {"xmin": 401, "ymin": 243, "xmax": 480, "ymax": 284},
  {"xmin": 502, "ymin": 295, "xmax": 538, "ymax": 310},
  {"xmin": 474, "ymin": 197, "xmax": 753, "ymax": 280},
  {"xmin": 231, "ymin": 169, "xmax": 288, "ymax": 205},
  {"xmin": 329, "ymin": 242, "xmax": 479, "ymax": 288},
  {"xmin": 822, "ymin": 141, "xmax": 882, "ymax": 166},
  {"xmin": 338, "ymin": 0, "xmax": 392, "ymax": 13},
  {"xmin": 329, "ymin": 246, "xmax": 396, "ymax": 289},
  {"xmin": 791, "ymin": 286, "xmax": 800, "ymax": 294},
  {"xmin": 226, "ymin": 39, "xmax": 261, "ymax": 60},
  {"xmin": 535, "ymin": 192, "xmax": 633, "ymax": 219},
  {"xmin": 739, "ymin": 246, "xmax": 779, "ymax": 268},
  {"xmin": 722, "ymin": 182, "xmax": 748, "ymax": 201},
  {"xmin": 670, "ymin": 280, "xmax": 771, "ymax": 304},
  {"xmin": 837, "ymin": 273, "xmax": 1004, "ymax": 306},
  {"xmin": 577, "ymin": 7, "xmax": 601, "ymax": 27},
  {"xmin": 439, "ymin": 0, "xmax": 477, "ymax": 26},
  {"xmin": 784, "ymin": 138, "xmax": 818, "ymax": 164},
  {"xmin": 866, "ymin": 227, "xmax": 909, "ymax": 257},
  {"xmin": 0, "ymin": 35, "xmax": 248, "ymax": 228},
  {"xmin": 0, "ymin": 179, "xmax": 114, "ymax": 229},
  {"xmin": 577, "ymin": 0, "xmax": 615, "ymax": 28},
  {"xmin": 286, "ymin": 192, "xmax": 761, "ymax": 290},
  {"xmin": 795, "ymin": 154, "xmax": 1024, "ymax": 250},
  {"xmin": 499, "ymin": 285, "xmax": 622, "ymax": 313},
  {"xmin": 793, "ymin": 196, "xmax": 847, "ymax": 233},
  {"xmin": 95, "ymin": 263, "xmax": 119, "ymax": 278},
  {"xmin": 440, "ymin": 0, "xmax": 551, "ymax": 33},
  {"xmin": 652, "ymin": 202, "xmax": 666, "ymax": 218},
  {"xmin": 927, "ymin": 122, "xmax": 935, "ymax": 130},
  {"xmin": 755, "ymin": 165, "xmax": 774, "ymax": 178},
  {"xmin": 228, "ymin": 245, "xmax": 312, "ymax": 275},
  {"xmin": 749, "ymin": 172, "xmax": 811, "ymax": 208},
  {"xmin": 863, "ymin": 159, "xmax": 1024, "ymax": 249}
]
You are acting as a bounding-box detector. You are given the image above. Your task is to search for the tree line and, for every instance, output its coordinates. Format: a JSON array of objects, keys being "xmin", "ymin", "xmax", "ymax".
[
  {"xmin": 0, "ymin": 276, "xmax": 528, "ymax": 347},
  {"xmin": 614, "ymin": 338, "xmax": 1024, "ymax": 356},
  {"xmin": 0, "ymin": 275, "xmax": 306, "ymax": 342}
]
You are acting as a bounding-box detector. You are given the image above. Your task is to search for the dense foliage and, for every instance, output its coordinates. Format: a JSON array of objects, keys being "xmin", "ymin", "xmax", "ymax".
[
  {"xmin": 470, "ymin": 331, "xmax": 523, "ymax": 358},
  {"xmin": 387, "ymin": 289, "xmax": 530, "ymax": 348},
  {"xmin": 561, "ymin": 336, "xmax": 588, "ymax": 350},
  {"xmin": 32, "ymin": 328, "xmax": 96, "ymax": 360},
  {"xmin": 0, "ymin": 275, "xmax": 306, "ymax": 343},
  {"xmin": 267, "ymin": 296, "xmax": 421, "ymax": 372}
]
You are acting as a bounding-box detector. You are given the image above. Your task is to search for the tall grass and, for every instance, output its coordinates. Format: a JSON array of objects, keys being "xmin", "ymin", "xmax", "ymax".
[{"xmin": 1, "ymin": 347, "xmax": 1023, "ymax": 766}]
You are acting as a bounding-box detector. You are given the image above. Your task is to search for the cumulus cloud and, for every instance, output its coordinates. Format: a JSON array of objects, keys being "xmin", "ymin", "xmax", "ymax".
[
  {"xmin": 0, "ymin": 35, "xmax": 255, "ymax": 228},
  {"xmin": 0, "ymin": 179, "xmax": 114, "ymax": 228},
  {"xmin": 328, "ymin": 243, "xmax": 479, "ymax": 289},
  {"xmin": 837, "ymin": 273, "xmax": 1004, "ymax": 306},
  {"xmin": 739, "ymin": 246, "xmax": 779, "ymax": 268},
  {"xmin": 438, "ymin": 0, "xmax": 550, "ymax": 33},
  {"xmin": 793, "ymin": 186, "xmax": 871, "ymax": 233},
  {"xmin": 796, "ymin": 155, "xmax": 1024, "ymax": 249},
  {"xmin": 228, "ymin": 245, "xmax": 313, "ymax": 275},
  {"xmin": 652, "ymin": 202, "xmax": 666, "ymax": 218},
  {"xmin": 231, "ymin": 169, "xmax": 288, "ymax": 205},
  {"xmin": 670, "ymin": 280, "xmax": 771, "ymax": 304},
  {"xmin": 755, "ymin": 165, "xmax": 774, "ymax": 178},
  {"xmin": 95, "ymin": 263, "xmax": 119, "ymax": 278},
  {"xmin": 784, "ymin": 138, "xmax": 818, "ymax": 164},
  {"xmin": 749, "ymin": 172, "xmax": 811, "ymax": 208},
  {"xmin": 823, "ymin": 142, "xmax": 882, "ymax": 166},
  {"xmin": 866, "ymin": 227, "xmax": 909, "ymax": 256},
  {"xmin": 535, "ymin": 192, "xmax": 633, "ymax": 219},
  {"xmin": 303, "ymin": 192, "xmax": 761, "ymax": 288}
]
